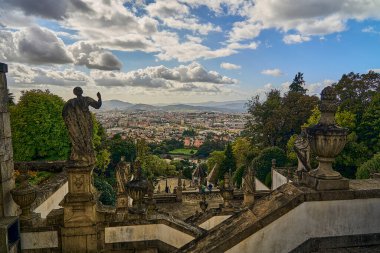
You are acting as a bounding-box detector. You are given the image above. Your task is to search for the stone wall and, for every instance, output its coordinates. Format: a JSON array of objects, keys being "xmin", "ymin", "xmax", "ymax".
[
  {"xmin": 178, "ymin": 180, "xmax": 380, "ymax": 252},
  {"xmin": 33, "ymin": 172, "xmax": 68, "ymax": 218},
  {"xmin": 227, "ymin": 198, "xmax": 380, "ymax": 253},
  {"xmin": 0, "ymin": 62, "xmax": 17, "ymax": 217}
]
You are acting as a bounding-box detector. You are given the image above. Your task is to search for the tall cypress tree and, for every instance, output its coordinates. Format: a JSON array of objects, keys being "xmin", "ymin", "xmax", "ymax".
[
  {"xmin": 218, "ymin": 143, "xmax": 236, "ymax": 180},
  {"xmin": 289, "ymin": 72, "xmax": 307, "ymax": 94}
]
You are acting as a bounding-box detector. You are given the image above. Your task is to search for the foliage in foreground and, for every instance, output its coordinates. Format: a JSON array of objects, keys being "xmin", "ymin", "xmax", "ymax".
[
  {"xmin": 356, "ymin": 153, "xmax": 380, "ymax": 179},
  {"xmin": 10, "ymin": 90, "xmax": 70, "ymax": 161}
]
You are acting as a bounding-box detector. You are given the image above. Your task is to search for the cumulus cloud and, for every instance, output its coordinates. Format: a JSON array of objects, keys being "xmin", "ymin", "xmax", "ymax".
[
  {"xmin": 6, "ymin": 59, "xmax": 235, "ymax": 94},
  {"xmin": 283, "ymin": 34, "xmax": 311, "ymax": 44},
  {"xmin": 8, "ymin": 63, "xmax": 89, "ymax": 87},
  {"xmin": 362, "ymin": 26, "xmax": 380, "ymax": 34},
  {"xmin": 146, "ymin": 0, "xmax": 221, "ymax": 35},
  {"xmin": 228, "ymin": 0, "xmax": 380, "ymax": 43},
  {"xmin": 91, "ymin": 62, "xmax": 237, "ymax": 88},
  {"xmin": 220, "ymin": 62, "xmax": 241, "ymax": 70},
  {"xmin": 261, "ymin": 68, "xmax": 283, "ymax": 77},
  {"xmin": 0, "ymin": 26, "xmax": 73, "ymax": 64},
  {"xmin": 153, "ymin": 31, "xmax": 236, "ymax": 62},
  {"xmin": 68, "ymin": 41, "xmax": 122, "ymax": 70},
  {"xmin": 1, "ymin": 0, "xmax": 92, "ymax": 20}
]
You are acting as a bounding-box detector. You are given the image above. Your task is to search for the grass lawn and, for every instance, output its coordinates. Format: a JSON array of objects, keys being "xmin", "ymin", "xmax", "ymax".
[{"xmin": 169, "ymin": 148, "xmax": 197, "ymax": 155}]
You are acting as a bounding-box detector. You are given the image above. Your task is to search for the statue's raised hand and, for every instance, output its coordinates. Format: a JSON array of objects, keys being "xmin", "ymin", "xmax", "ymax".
[{"xmin": 97, "ymin": 92, "xmax": 101, "ymax": 100}]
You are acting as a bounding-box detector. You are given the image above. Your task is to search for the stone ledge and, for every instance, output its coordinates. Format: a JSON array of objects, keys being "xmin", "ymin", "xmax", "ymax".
[
  {"xmin": 301, "ymin": 172, "xmax": 349, "ymax": 190},
  {"xmin": 31, "ymin": 172, "xmax": 68, "ymax": 210}
]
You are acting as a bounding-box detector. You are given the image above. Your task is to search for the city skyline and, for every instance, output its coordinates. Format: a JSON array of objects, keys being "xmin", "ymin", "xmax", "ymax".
[{"xmin": 1, "ymin": 0, "xmax": 380, "ymax": 103}]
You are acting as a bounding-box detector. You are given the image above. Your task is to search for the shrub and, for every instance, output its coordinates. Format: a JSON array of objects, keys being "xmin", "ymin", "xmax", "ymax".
[
  {"xmin": 253, "ymin": 146, "xmax": 286, "ymax": 184},
  {"xmin": 356, "ymin": 153, "xmax": 380, "ymax": 179},
  {"xmin": 94, "ymin": 176, "xmax": 116, "ymax": 206}
]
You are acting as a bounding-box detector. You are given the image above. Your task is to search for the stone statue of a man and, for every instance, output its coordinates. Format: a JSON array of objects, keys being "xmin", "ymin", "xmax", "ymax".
[{"xmin": 62, "ymin": 87, "xmax": 102, "ymax": 167}]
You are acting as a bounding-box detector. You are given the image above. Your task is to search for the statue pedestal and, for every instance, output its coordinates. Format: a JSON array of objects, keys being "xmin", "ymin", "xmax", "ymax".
[
  {"xmin": 301, "ymin": 172, "xmax": 349, "ymax": 191},
  {"xmin": 61, "ymin": 165, "xmax": 98, "ymax": 253},
  {"xmin": 116, "ymin": 193, "xmax": 129, "ymax": 213},
  {"xmin": 62, "ymin": 165, "xmax": 97, "ymax": 227},
  {"xmin": 243, "ymin": 193, "xmax": 254, "ymax": 206}
]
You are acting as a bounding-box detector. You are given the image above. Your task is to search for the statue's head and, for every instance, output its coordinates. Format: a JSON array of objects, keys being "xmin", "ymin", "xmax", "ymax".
[{"xmin": 73, "ymin": 87, "xmax": 83, "ymax": 97}]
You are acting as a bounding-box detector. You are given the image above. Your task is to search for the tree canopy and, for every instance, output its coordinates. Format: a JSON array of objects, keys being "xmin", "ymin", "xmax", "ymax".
[
  {"xmin": 289, "ymin": 72, "xmax": 307, "ymax": 94},
  {"xmin": 10, "ymin": 90, "xmax": 71, "ymax": 161},
  {"xmin": 245, "ymin": 86, "xmax": 318, "ymax": 149}
]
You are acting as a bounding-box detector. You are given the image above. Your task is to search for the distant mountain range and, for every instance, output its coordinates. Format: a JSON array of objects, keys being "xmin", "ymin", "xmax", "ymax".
[{"xmin": 100, "ymin": 99, "xmax": 248, "ymax": 113}]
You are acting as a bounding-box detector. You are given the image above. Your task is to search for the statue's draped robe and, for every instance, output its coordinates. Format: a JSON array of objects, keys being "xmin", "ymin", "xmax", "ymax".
[{"xmin": 62, "ymin": 96, "xmax": 101, "ymax": 166}]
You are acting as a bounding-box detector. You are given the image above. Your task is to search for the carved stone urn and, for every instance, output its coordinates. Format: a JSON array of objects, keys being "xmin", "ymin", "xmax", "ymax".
[
  {"xmin": 11, "ymin": 170, "xmax": 38, "ymax": 224},
  {"xmin": 306, "ymin": 86, "xmax": 349, "ymax": 179},
  {"xmin": 125, "ymin": 163, "xmax": 148, "ymax": 215}
]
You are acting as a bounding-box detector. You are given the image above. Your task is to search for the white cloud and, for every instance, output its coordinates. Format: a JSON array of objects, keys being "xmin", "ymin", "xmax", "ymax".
[
  {"xmin": 68, "ymin": 41, "xmax": 122, "ymax": 70},
  {"xmin": 370, "ymin": 68, "xmax": 380, "ymax": 73},
  {"xmin": 0, "ymin": 26, "xmax": 73, "ymax": 64},
  {"xmin": 92, "ymin": 62, "xmax": 237, "ymax": 88},
  {"xmin": 146, "ymin": 0, "xmax": 221, "ymax": 35},
  {"xmin": 8, "ymin": 63, "xmax": 90, "ymax": 87},
  {"xmin": 220, "ymin": 62, "xmax": 241, "ymax": 70},
  {"xmin": 283, "ymin": 34, "xmax": 311, "ymax": 44},
  {"xmin": 362, "ymin": 26, "xmax": 380, "ymax": 34},
  {"xmin": 261, "ymin": 68, "xmax": 283, "ymax": 77},
  {"xmin": 7, "ymin": 62, "xmax": 236, "ymax": 95},
  {"xmin": 228, "ymin": 0, "xmax": 380, "ymax": 43},
  {"xmin": 306, "ymin": 79, "xmax": 335, "ymax": 95},
  {"xmin": 152, "ymin": 31, "xmax": 236, "ymax": 62}
]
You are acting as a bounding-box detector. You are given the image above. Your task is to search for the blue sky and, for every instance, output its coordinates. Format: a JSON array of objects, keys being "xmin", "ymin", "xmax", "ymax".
[{"xmin": 1, "ymin": 0, "xmax": 380, "ymax": 103}]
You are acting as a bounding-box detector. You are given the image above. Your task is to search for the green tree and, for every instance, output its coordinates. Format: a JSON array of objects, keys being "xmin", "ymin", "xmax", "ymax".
[
  {"xmin": 281, "ymin": 92, "xmax": 318, "ymax": 139},
  {"xmin": 182, "ymin": 128, "xmax": 196, "ymax": 137},
  {"xmin": 246, "ymin": 88, "xmax": 317, "ymax": 149},
  {"xmin": 358, "ymin": 93, "xmax": 380, "ymax": 154},
  {"xmin": 356, "ymin": 153, "xmax": 380, "ymax": 179},
  {"xmin": 108, "ymin": 134, "xmax": 136, "ymax": 165},
  {"xmin": 94, "ymin": 176, "xmax": 116, "ymax": 206},
  {"xmin": 253, "ymin": 147, "xmax": 286, "ymax": 184},
  {"xmin": 333, "ymin": 71, "xmax": 380, "ymax": 122},
  {"xmin": 10, "ymin": 90, "xmax": 70, "ymax": 161},
  {"xmin": 289, "ymin": 72, "xmax": 307, "ymax": 94},
  {"xmin": 232, "ymin": 137, "xmax": 257, "ymax": 169},
  {"xmin": 218, "ymin": 143, "xmax": 236, "ymax": 180},
  {"xmin": 246, "ymin": 89, "xmax": 284, "ymax": 147},
  {"xmin": 196, "ymin": 139, "xmax": 226, "ymax": 158},
  {"xmin": 207, "ymin": 150, "xmax": 225, "ymax": 174}
]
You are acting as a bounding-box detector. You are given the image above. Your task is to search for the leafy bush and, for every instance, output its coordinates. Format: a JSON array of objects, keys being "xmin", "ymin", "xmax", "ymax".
[
  {"xmin": 94, "ymin": 176, "xmax": 116, "ymax": 206},
  {"xmin": 356, "ymin": 153, "xmax": 380, "ymax": 179},
  {"xmin": 253, "ymin": 146, "xmax": 286, "ymax": 184}
]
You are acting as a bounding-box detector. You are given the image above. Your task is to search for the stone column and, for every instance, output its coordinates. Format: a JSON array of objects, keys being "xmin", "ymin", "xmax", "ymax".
[
  {"xmin": 61, "ymin": 165, "xmax": 98, "ymax": 253},
  {"xmin": 0, "ymin": 62, "xmax": 17, "ymax": 217},
  {"xmin": 176, "ymin": 170, "xmax": 183, "ymax": 202}
]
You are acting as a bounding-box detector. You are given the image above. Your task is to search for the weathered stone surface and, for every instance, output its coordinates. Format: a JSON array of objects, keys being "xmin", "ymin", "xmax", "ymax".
[
  {"xmin": 0, "ymin": 137, "xmax": 14, "ymax": 161},
  {"xmin": 21, "ymin": 230, "xmax": 59, "ymax": 250},
  {"xmin": 0, "ymin": 159, "xmax": 14, "ymax": 182},
  {"xmin": 302, "ymin": 172, "xmax": 349, "ymax": 191},
  {"xmin": 61, "ymin": 225, "xmax": 97, "ymax": 253},
  {"xmin": 62, "ymin": 87, "xmax": 101, "ymax": 167},
  {"xmin": 0, "ymin": 113, "xmax": 11, "ymax": 138},
  {"xmin": 0, "ymin": 178, "xmax": 17, "ymax": 216},
  {"xmin": 0, "ymin": 88, "xmax": 8, "ymax": 113}
]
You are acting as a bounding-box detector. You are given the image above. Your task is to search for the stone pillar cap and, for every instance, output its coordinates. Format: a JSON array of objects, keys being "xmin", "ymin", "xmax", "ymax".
[{"xmin": 0, "ymin": 62, "xmax": 8, "ymax": 73}]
